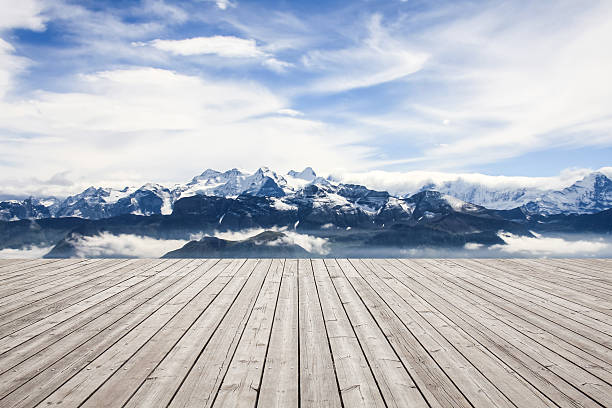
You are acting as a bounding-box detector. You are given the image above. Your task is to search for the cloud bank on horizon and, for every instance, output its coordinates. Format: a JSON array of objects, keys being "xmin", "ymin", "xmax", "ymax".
[{"xmin": 1, "ymin": 0, "xmax": 612, "ymax": 196}]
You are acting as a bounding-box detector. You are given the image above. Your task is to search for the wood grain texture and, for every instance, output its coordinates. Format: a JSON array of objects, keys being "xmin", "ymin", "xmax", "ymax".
[{"xmin": 0, "ymin": 258, "xmax": 609, "ymax": 408}]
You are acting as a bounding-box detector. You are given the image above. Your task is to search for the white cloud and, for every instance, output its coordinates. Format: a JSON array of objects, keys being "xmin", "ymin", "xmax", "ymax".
[
  {"xmin": 45, "ymin": 2, "xmax": 162, "ymax": 40},
  {"xmin": 262, "ymin": 57, "xmax": 293, "ymax": 73},
  {"xmin": 302, "ymin": 14, "xmax": 428, "ymax": 93},
  {"xmin": 135, "ymin": 36, "xmax": 293, "ymax": 72},
  {"xmin": 71, "ymin": 233, "xmax": 188, "ymax": 258},
  {"xmin": 331, "ymin": 167, "xmax": 597, "ymax": 197},
  {"xmin": 0, "ymin": 0, "xmax": 47, "ymax": 31},
  {"xmin": 276, "ymin": 230, "xmax": 330, "ymax": 255},
  {"xmin": 142, "ymin": 0, "xmax": 188, "ymax": 23},
  {"xmin": 378, "ymin": 1, "xmax": 612, "ymax": 168},
  {"xmin": 145, "ymin": 36, "xmax": 263, "ymax": 57},
  {"xmin": 198, "ymin": 227, "xmax": 330, "ymax": 255},
  {"xmin": 215, "ymin": 0, "xmax": 234, "ymax": 10},
  {"xmin": 491, "ymin": 232, "xmax": 611, "ymax": 256},
  {"xmin": 0, "ymin": 245, "xmax": 53, "ymax": 259},
  {"xmin": 0, "ymin": 38, "xmax": 30, "ymax": 97},
  {"xmin": 0, "ymin": 0, "xmax": 47, "ymax": 97},
  {"xmin": 198, "ymin": 0, "xmax": 235, "ymax": 10},
  {"xmin": 0, "ymin": 67, "xmax": 373, "ymax": 197},
  {"xmin": 277, "ymin": 108, "xmax": 303, "ymax": 117}
]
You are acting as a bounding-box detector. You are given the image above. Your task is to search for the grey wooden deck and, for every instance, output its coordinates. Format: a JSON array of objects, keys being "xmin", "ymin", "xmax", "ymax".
[{"xmin": 0, "ymin": 258, "xmax": 610, "ymax": 407}]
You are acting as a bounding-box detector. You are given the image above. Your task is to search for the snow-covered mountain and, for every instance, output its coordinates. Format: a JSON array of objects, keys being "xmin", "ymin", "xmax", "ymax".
[
  {"xmin": 1, "ymin": 167, "xmax": 612, "ymax": 221},
  {"xmin": 0, "ymin": 197, "xmax": 60, "ymax": 221},
  {"xmin": 52, "ymin": 183, "xmax": 175, "ymax": 219},
  {"xmin": 522, "ymin": 172, "xmax": 612, "ymax": 215},
  {"xmin": 419, "ymin": 179, "xmax": 542, "ymax": 210},
  {"xmin": 416, "ymin": 172, "xmax": 612, "ymax": 214},
  {"xmin": 0, "ymin": 167, "xmax": 323, "ymax": 221},
  {"xmin": 179, "ymin": 166, "xmax": 300, "ymax": 199}
]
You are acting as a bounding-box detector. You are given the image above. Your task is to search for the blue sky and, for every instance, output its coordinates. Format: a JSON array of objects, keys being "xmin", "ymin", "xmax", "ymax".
[{"xmin": 1, "ymin": 0, "xmax": 611, "ymax": 196}]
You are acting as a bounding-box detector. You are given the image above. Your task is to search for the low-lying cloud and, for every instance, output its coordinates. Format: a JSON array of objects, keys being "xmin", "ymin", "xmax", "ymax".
[
  {"xmin": 205, "ymin": 227, "xmax": 330, "ymax": 255},
  {"xmin": 70, "ymin": 233, "xmax": 189, "ymax": 258},
  {"xmin": 65, "ymin": 228, "xmax": 331, "ymax": 258},
  {"xmin": 487, "ymin": 232, "xmax": 611, "ymax": 257},
  {"xmin": 0, "ymin": 245, "xmax": 53, "ymax": 258}
]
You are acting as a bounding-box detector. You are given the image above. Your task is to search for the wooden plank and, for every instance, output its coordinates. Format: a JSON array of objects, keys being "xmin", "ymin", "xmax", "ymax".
[
  {"xmin": 0, "ymin": 259, "xmax": 27, "ymax": 267},
  {"xmin": 1, "ymin": 258, "xmax": 610, "ymax": 408},
  {"xmin": 0, "ymin": 260, "xmax": 160, "ymax": 323},
  {"xmin": 417, "ymin": 259, "xmax": 612, "ymax": 363},
  {"xmin": 0, "ymin": 260, "xmax": 120, "ymax": 309},
  {"xmin": 454, "ymin": 259, "xmax": 612, "ymax": 334},
  {"xmin": 382, "ymin": 259, "xmax": 608, "ymax": 408},
  {"xmin": 33, "ymin": 259, "xmax": 234, "ymax": 407},
  {"xmin": 542, "ymin": 259, "xmax": 612, "ymax": 282},
  {"xmin": 0, "ymin": 261, "xmax": 161, "ymax": 354},
  {"xmin": 211, "ymin": 259, "xmax": 284, "ymax": 407},
  {"xmin": 120, "ymin": 259, "xmax": 263, "ymax": 408},
  {"xmin": 330, "ymin": 259, "xmax": 434, "ymax": 408},
  {"xmin": 164, "ymin": 259, "xmax": 273, "ymax": 408},
  {"xmin": 0, "ymin": 260, "xmax": 185, "ymax": 368},
  {"xmin": 339, "ymin": 258, "xmax": 476, "ymax": 408},
  {"xmin": 296, "ymin": 259, "xmax": 342, "ymax": 408},
  {"xmin": 0, "ymin": 260, "xmax": 152, "ymax": 333},
  {"xmin": 312, "ymin": 259, "xmax": 385, "ymax": 408},
  {"xmin": 468, "ymin": 259, "xmax": 612, "ymax": 318},
  {"xmin": 391, "ymin": 259, "xmax": 612, "ymax": 388},
  {"xmin": 0, "ymin": 260, "xmax": 210, "ymax": 405},
  {"xmin": 75, "ymin": 259, "xmax": 248, "ymax": 408},
  {"xmin": 0, "ymin": 259, "xmax": 93, "ymax": 296},
  {"xmin": 572, "ymin": 259, "xmax": 612, "ymax": 275},
  {"xmin": 497, "ymin": 259, "xmax": 612, "ymax": 302},
  {"xmin": 0, "ymin": 259, "xmax": 98, "ymax": 289},
  {"xmin": 360, "ymin": 259, "xmax": 554, "ymax": 408},
  {"xmin": 0, "ymin": 260, "xmax": 42, "ymax": 276},
  {"xmin": 0, "ymin": 260, "xmax": 138, "ymax": 318},
  {"xmin": 0, "ymin": 259, "xmax": 70, "ymax": 280},
  {"xmin": 258, "ymin": 259, "xmax": 299, "ymax": 408}
]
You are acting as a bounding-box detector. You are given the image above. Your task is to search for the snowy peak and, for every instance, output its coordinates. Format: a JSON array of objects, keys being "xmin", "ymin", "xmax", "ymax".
[
  {"xmin": 0, "ymin": 197, "xmax": 56, "ymax": 221},
  {"xmin": 288, "ymin": 167, "xmax": 317, "ymax": 181},
  {"xmin": 523, "ymin": 172, "xmax": 612, "ymax": 215},
  {"xmin": 419, "ymin": 178, "xmax": 540, "ymax": 210},
  {"xmin": 190, "ymin": 168, "xmax": 222, "ymax": 184},
  {"xmin": 242, "ymin": 167, "xmax": 288, "ymax": 197},
  {"xmin": 3, "ymin": 167, "xmax": 612, "ymax": 221},
  {"xmin": 188, "ymin": 168, "xmax": 244, "ymax": 187},
  {"xmin": 572, "ymin": 172, "xmax": 611, "ymax": 192},
  {"xmin": 406, "ymin": 190, "xmax": 484, "ymax": 217}
]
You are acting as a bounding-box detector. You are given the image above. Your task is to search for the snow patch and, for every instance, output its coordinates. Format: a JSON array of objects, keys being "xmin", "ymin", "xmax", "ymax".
[{"xmin": 271, "ymin": 198, "xmax": 298, "ymax": 211}]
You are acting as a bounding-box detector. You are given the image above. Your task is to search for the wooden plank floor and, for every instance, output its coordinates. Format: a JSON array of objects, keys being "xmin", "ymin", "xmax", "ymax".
[{"xmin": 0, "ymin": 259, "xmax": 610, "ymax": 407}]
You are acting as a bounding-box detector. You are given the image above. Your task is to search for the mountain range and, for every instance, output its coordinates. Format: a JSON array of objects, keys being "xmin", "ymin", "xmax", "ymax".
[
  {"xmin": 1, "ymin": 166, "xmax": 612, "ymax": 258},
  {"xmin": 2, "ymin": 167, "xmax": 612, "ymax": 222}
]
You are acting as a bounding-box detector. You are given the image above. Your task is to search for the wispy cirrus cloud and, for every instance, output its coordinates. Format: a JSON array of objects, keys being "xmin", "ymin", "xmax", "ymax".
[
  {"xmin": 0, "ymin": 0, "xmax": 611, "ymax": 197},
  {"xmin": 302, "ymin": 14, "xmax": 428, "ymax": 93},
  {"xmin": 198, "ymin": 0, "xmax": 235, "ymax": 11},
  {"xmin": 358, "ymin": 0, "xmax": 612, "ymax": 170},
  {"xmin": 0, "ymin": 39, "xmax": 30, "ymax": 97}
]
